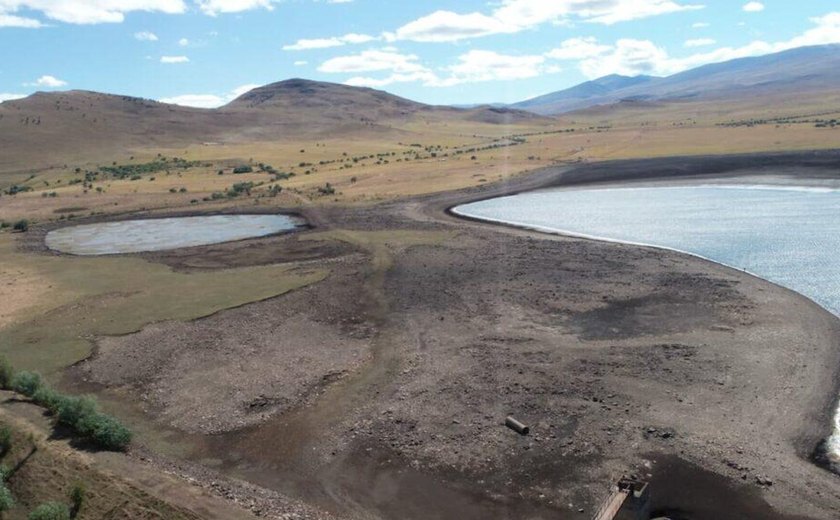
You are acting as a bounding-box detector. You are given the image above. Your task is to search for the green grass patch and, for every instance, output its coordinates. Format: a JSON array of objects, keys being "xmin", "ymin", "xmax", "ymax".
[{"xmin": 0, "ymin": 235, "xmax": 327, "ymax": 374}]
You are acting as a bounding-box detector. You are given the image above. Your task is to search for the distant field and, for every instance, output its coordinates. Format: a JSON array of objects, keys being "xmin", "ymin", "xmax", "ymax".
[{"xmin": 2, "ymin": 109, "xmax": 838, "ymax": 223}]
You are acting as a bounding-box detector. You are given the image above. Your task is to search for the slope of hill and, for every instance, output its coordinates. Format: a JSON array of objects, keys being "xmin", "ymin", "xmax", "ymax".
[
  {"xmin": 511, "ymin": 74, "xmax": 656, "ymax": 114},
  {"xmin": 0, "ymin": 80, "xmax": 544, "ymax": 173},
  {"xmin": 0, "ymin": 91, "xmax": 225, "ymax": 172},
  {"xmin": 515, "ymin": 44, "xmax": 840, "ymax": 115}
]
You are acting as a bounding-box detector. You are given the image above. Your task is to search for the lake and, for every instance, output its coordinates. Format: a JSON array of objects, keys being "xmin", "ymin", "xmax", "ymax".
[
  {"xmin": 45, "ymin": 214, "xmax": 302, "ymax": 255},
  {"xmin": 455, "ymin": 184, "xmax": 840, "ymax": 458}
]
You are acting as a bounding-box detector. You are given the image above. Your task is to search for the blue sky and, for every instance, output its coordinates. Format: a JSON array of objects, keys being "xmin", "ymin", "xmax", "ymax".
[{"xmin": 1, "ymin": 1, "xmax": 839, "ymax": 107}]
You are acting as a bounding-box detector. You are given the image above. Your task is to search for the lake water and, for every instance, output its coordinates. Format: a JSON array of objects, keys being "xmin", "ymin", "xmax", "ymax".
[
  {"xmin": 454, "ymin": 184, "xmax": 840, "ymax": 459},
  {"xmin": 45, "ymin": 214, "xmax": 302, "ymax": 255}
]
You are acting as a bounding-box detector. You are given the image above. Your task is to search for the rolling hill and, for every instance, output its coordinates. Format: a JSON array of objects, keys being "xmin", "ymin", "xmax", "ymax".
[
  {"xmin": 0, "ymin": 79, "xmax": 542, "ymax": 173},
  {"xmin": 513, "ymin": 44, "xmax": 840, "ymax": 115}
]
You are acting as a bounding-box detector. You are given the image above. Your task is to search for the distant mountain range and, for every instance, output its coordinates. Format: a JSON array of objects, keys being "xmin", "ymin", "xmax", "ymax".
[
  {"xmin": 510, "ymin": 44, "xmax": 840, "ymax": 115},
  {"xmin": 2, "ymin": 43, "xmax": 839, "ymax": 173}
]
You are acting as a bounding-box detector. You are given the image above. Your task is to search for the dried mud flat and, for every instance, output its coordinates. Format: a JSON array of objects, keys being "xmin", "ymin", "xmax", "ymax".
[{"xmin": 72, "ymin": 150, "xmax": 840, "ymax": 520}]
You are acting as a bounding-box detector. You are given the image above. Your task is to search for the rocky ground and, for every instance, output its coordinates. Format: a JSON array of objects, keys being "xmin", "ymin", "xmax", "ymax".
[{"xmin": 67, "ymin": 150, "xmax": 840, "ymax": 519}]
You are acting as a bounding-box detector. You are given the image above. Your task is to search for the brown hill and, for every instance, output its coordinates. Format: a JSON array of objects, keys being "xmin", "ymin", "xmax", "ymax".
[{"xmin": 0, "ymin": 79, "xmax": 544, "ymax": 173}]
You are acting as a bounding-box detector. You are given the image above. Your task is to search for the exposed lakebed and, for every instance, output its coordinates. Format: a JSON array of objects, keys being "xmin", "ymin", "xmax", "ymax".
[
  {"xmin": 455, "ymin": 184, "xmax": 840, "ymax": 460},
  {"xmin": 45, "ymin": 214, "xmax": 303, "ymax": 255}
]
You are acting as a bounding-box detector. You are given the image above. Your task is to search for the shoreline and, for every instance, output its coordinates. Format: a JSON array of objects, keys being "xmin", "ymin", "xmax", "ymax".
[
  {"xmin": 450, "ymin": 185, "xmax": 840, "ymax": 471},
  {"xmin": 9, "ymin": 148, "xmax": 840, "ymax": 519}
]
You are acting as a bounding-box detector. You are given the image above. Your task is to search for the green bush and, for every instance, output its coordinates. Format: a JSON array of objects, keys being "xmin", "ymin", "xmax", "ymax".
[
  {"xmin": 11, "ymin": 371, "xmax": 42, "ymax": 397},
  {"xmin": 32, "ymin": 386, "xmax": 63, "ymax": 413},
  {"xmin": 28, "ymin": 502, "xmax": 70, "ymax": 520},
  {"xmin": 13, "ymin": 219, "xmax": 29, "ymax": 232},
  {"xmin": 69, "ymin": 483, "xmax": 85, "ymax": 518},
  {"xmin": 0, "ymin": 483, "xmax": 13, "ymax": 513},
  {"xmin": 55, "ymin": 396, "xmax": 131, "ymax": 451},
  {"xmin": 56, "ymin": 396, "xmax": 98, "ymax": 429},
  {"xmin": 83, "ymin": 414, "xmax": 132, "ymax": 451},
  {"xmin": 0, "ymin": 357, "xmax": 13, "ymax": 390}
]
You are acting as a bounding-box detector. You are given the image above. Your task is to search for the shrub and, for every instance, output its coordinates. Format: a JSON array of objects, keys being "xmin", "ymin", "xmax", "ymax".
[
  {"xmin": 69, "ymin": 483, "xmax": 85, "ymax": 518},
  {"xmin": 12, "ymin": 219, "xmax": 29, "ymax": 232},
  {"xmin": 0, "ymin": 484, "xmax": 13, "ymax": 513},
  {"xmin": 84, "ymin": 414, "xmax": 132, "ymax": 451},
  {"xmin": 11, "ymin": 371, "xmax": 42, "ymax": 397},
  {"xmin": 56, "ymin": 395, "xmax": 98, "ymax": 430},
  {"xmin": 28, "ymin": 502, "xmax": 70, "ymax": 520},
  {"xmin": 0, "ymin": 427, "xmax": 11, "ymax": 457},
  {"xmin": 232, "ymin": 165, "xmax": 253, "ymax": 174},
  {"xmin": 0, "ymin": 357, "xmax": 13, "ymax": 389},
  {"xmin": 32, "ymin": 386, "xmax": 63, "ymax": 413}
]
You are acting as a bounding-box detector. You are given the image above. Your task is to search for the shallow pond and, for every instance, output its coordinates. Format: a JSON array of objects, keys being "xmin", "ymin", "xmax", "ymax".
[
  {"xmin": 45, "ymin": 214, "xmax": 302, "ymax": 255},
  {"xmin": 455, "ymin": 184, "xmax": 840, "ymax": 459}
]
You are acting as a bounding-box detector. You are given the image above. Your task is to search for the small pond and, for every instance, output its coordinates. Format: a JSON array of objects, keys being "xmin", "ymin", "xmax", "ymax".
[{"xmin": 45, "ymin": 214, "xmax": 302, "ymax": 255}]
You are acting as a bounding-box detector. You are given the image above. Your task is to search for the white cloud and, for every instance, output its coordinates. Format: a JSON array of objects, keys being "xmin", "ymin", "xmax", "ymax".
[
  {"xmin": 0, "ymin": 12, "xmax": 42, "ymax": 27},
  {"xmin": 294, "ymin": 60, "xmax": 308, "ymax": 66},
  {"xmin": 326, "ymin": 48, "xmax": 549, "ymax": 88},
  {"xmin": 393, "ymin": 10, "xmax": 514, "ymax": 42},
  {"xmin": 692, "ymin": 21, "xmax": 709, "ymax": 28},
  {"xmin": 178, "ymin": 37, "xmax": 189, "ymax": 46},
  {"xmin": 135, "ymin": 31, "xmax": 158, "ymax": 41},
  {"xmin": 196, "ymin": 0, "xmax": 274, "ymax": 16},
  {"xmin": 684, "ymin": 38, "xmax": 715, "ymax": 47},
  {"xmin": 319, "ymin": 49, "xmax": 426, "ymax": 74},
  {"xmin": 26, "ymin": 75, "xmax": 67, "ymax": 87},
  {"xmin": 578, "ymin": 39, "xmax": 670, "ymax": 78},
  {"xmin": 283, "ymin": 32, "xmax": 377, "ymax": 51},
  {"xmin": 743, "ymin": 2, "xmax": 764, "ymax": 13},
  {"xmin": 435, "ymin": 50, "xmax": 546, "ymax": 86},
  {"xmin": 548, "ymin": 12, "xmax": 840, "ymax": 79},
  {"xmin": 0, "ymin": 0, "xmax": 186, "ymax": 25},
  {"xmin": 159, "ymin": 83, "xmax": 260, "ymax": 108},
  {"xmin": 546, "ymin": 37, "xmax": 612, "ymax": 60},
  {"xmin": 392, "ymin": 0, "xmax": 704, "ymax": 43},
  {"xmin": 345, "ymin": 71, "xmax": 437, "ymax": 88},
  {"xmin": 0, "ymin": 93, "xmax": 26, "ymax": 102},
  {"xmin": 160, "ymin": 55, "xmax": 189, "ymax": 63}
]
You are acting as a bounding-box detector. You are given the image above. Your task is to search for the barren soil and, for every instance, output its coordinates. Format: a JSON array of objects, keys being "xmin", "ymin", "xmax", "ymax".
[{"xmin": 68, "ymin": 150, "xmax": 840, "ymax": 520}]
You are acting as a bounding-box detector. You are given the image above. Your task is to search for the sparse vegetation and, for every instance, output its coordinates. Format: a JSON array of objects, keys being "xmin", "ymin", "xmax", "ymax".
[
  {"xmin": 69, "ymin": 483, "xmax": 85, "ymax": 518},
  {"xmin": 28, "ymin": 502, "xmax": 71, "ymax": 520},
  {"xmin": 99, "ymin": 158, "xmax": 199, "ymax": 180},
  {"xmin": 13, "ymin": 220, "xmax": 30, "ymax": 233},
  {"xmin": 2, "ymin": 362, "xmax": 132, "ymax": 451}
]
